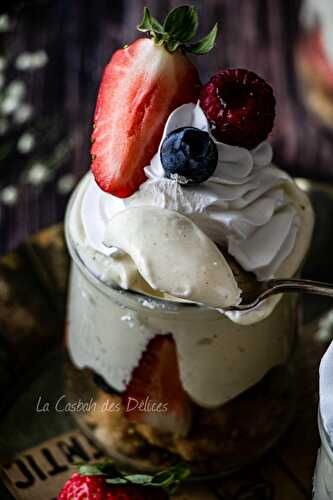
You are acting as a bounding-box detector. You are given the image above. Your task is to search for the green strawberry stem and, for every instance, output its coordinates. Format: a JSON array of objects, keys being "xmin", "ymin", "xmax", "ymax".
[
  {"xmin": 137, "ymin": 5, "xmax": 218, "ymax": 55},
  {"xmin": 76, "ymin": 460, "xmax": 191, "ymax": 495}
]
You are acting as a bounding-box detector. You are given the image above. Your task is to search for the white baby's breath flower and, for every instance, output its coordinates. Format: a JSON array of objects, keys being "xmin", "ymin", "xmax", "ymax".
[
  {"xmin": 15, "ymin": 53, "xmax": 32, "ymax": 71},
  {"xmin": 0, "ymin": 118, "xmax": 8, "ymax": 135},
  {"xmin": 1, "ymin": 95, "xmax": 18, "ymax": 115},
  {"xmin": 13, "ymin": 103, "xmax": 33, "ymax": 124},
  {"xmin": 57, "ymin": 173, "xmax": 76, "ymax": 194},
  {"xmin": 17, "ymin": 132, "xmax": 35, "ymax": 153},
  {"xmin": 32, "ymin": 51, "xmax": 48, "ymax": 68},
  {"xmin": 0, "ymin": 186, "xmax": 18, "ymax": 205},
  {"xmin": 1, "ymin": 81, "xmax": 26, "ymax": 115},
  {"xmin": 26, "ymin": 163, "xmax": 49, "ymax": 185},
  {"xmin": 15, "ymin": 51, "xmax": 48, "ymax": 70},
  {"xmin": 0, "ymin": 15, "xmax": 11, "ymax": 33},
  {"xmin": 7, "ymin": 80, "xmax": 25, "ymax": 99}
]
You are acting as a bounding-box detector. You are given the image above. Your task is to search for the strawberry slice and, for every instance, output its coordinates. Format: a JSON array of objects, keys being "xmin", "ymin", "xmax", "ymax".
[
  {"xmin": 91, "ymin": 6, "xmax": 219, "ymax": 198},
  {"xmin": 91, "ymin": 38, "xmax": 200, "ymax": 198},
  {"xmin": 123, "ymin": 335, "xmax": 192, "ymax": 437}
]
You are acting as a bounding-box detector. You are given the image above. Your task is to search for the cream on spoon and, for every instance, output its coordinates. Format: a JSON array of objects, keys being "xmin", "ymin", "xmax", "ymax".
[{"xmin": 103, "ymin": 206, "xmax": 241, "ymax": 309}]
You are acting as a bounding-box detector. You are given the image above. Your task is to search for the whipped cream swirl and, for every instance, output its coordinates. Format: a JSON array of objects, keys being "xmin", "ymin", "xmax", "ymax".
[{"xmin": 81, "ymin": 102, "xmax": 301, "ymax": 281}]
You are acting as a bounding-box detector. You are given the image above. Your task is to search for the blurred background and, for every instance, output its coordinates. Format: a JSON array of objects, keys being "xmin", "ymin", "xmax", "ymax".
[{"xmin": 1, "ymin": 0, "xmax": 333, "ymax": 254}]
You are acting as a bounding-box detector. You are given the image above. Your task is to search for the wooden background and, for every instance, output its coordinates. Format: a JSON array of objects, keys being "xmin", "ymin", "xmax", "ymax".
[{"xmin": 1, "ymin": 0, "xmax": 333, "ymax": 253}]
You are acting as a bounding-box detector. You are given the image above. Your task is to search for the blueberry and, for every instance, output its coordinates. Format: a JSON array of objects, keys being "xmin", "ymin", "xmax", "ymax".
[{"xmin": 160, "ymin": 127, "xmax": 218, "ymax": 185}]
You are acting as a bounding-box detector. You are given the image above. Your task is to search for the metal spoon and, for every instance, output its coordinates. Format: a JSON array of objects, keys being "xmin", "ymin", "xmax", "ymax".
[{"xmin": 223, "ymin": 278, "xmax": 333, "ymax": 312}]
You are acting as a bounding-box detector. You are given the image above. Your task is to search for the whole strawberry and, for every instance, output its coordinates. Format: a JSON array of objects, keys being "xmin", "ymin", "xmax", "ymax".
[
  {"xmin": 58, "ymin": 461, "xmax": 190, "ymax": 500},
  {"xmin": 200, "ymin": 68, "xmax": 276, "ymax": 150},
  {"xmin": 58, "ymin": 473, "xmax": 167, "ymax": 500},
  {"xmin": 91, "ymin": 6, "xmax": 218, "ymax": 198}
]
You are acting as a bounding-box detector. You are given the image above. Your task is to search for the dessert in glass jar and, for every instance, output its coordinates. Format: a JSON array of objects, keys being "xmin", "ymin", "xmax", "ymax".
[
  {"xmin": 296, "ymin": 0, "xmax": 333, "ymax": 127},
  {"xmin": 64, "ymin": 6, "xmax": 314, "ymax": 475}
]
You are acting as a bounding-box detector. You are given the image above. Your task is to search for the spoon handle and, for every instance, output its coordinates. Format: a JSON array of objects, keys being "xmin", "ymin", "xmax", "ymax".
[
  {"xmin": 264, "ymin": 278, "xmax": 333, "ymax": 298},
  {"xmin": 222, "ymin": 278, "xmax": 333, "ymax": 313}
]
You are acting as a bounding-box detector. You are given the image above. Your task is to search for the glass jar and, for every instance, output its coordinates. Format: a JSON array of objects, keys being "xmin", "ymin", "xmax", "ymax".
[
  {"xmin": 313, "ymin": 411, "xmax": 333, "ymax": 499},
  {"xmin": 295, "ymin": 0, "xmax": 333, "ymax": 127},
  {"xmin": 64, "ymin": 185, "xmax": 300, "ymax": 476}
]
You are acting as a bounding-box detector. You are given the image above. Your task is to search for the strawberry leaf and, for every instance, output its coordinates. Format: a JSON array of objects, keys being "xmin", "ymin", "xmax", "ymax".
[
  {"xmin": 154, "ymin": 34, "xmax": 166, "ymax": 46},
  {"xmin": 163, "ymin": 6, "xmax": 198, "ymax": 43},
  {"xmin": 123, "ymin": 474, "xmax": 154, "ymax": 484},
  {"xmin": 186, "ymin": 23, "xmax": 218, "ymax": 55},
  {"xmin": 77, "ymin": 460, "xmax": 191, "ymax": 495},
  {"xmin": 150, "ymin": 463, "xmax": 191, "ymax": 494},
  {"xmin": 137, "ymin": 6, "xmax": 218, "ymax": 55},
  {"xmin": 76, "ymin": 460, "xmax": 118, "ymax": 477},
  {"xmin": 166, "ymin": 39, "xmax": 181, "ymax": 52},
  {"xmin": 106, "ymin": 478, "xmax": 128, "ymax": 485},
  {"xmin": 137, "ymin": 7, "xmax": 165, "ymax": 35},
  {"xmin": 77, "ymin": 464, "xmax": 106, "ymax": 476}
]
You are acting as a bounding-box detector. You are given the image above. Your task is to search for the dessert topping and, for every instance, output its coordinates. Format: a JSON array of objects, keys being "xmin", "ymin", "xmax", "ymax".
[
  {"xmin": 91, "ymin": 6, "xmax": 218, "ymax": 198},
  {"xmin": 160, "ymin": 126, "xmax": 218, "ymax": 184},
  {"xmin": 200, "ymin": 68, "xmax": 276, "ymax": 149}
]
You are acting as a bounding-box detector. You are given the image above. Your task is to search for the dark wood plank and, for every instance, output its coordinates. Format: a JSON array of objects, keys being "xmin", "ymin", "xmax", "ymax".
[
  {"xmin": 0, "ymin": 225, "xmax": 67, "ymax": 415},
  {"xmin": 26, "ymin": 224, "xmax": 69, "ymax": 314},
  {"xmin": 213, "ymin": 455, "xmax": 309, "ymax": 500}
]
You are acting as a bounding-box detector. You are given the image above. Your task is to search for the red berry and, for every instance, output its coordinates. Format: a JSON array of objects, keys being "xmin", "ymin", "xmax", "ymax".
[
  {"xmin": 58, "ymin": 472, "xmax": 168, "ymax": 500},
  {"xmin": 123, "ymin": 335, "xmax": 192, "ymax": 436},
  {"xmin": 199, "ymin": 68, "xmax": 275, "ymax": 149},
  {"xmin": 58, "ymin": 473, "xmax": 106, "ymax": 500},
  {"xmin": 91, "ymin": 38, "xmax": 200, "ymax": 198}
]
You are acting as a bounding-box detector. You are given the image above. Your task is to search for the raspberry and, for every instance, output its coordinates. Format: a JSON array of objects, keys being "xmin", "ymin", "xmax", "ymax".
[{"xmin": 199, "ymin": 68, "xmax": 276, "ymax": 150}]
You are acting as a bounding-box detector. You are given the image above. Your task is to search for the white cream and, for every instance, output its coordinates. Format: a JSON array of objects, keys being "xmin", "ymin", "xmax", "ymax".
[
  {"xmin": 103, "ymin": 206, "xmax": 241, "ymax": 308},
  {"xmin": 72, "ymin": 103, "xmax": 313, "ymax": 324},
  {"xmin": 67, "ymin": 263, "xmax": 292, "ymax": 408},
  {"xmin": 70, "ymin": 176, "xmax": 313, "ymax": 329},
  {"xmin": 82, "ymin": 103, "xmax": 310, "ymax": 283}
]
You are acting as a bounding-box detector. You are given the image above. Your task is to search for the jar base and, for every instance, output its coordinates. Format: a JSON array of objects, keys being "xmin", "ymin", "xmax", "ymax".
[{"xmin": 65, "ymin": 357, "xmax": 297, "ymax": 477}]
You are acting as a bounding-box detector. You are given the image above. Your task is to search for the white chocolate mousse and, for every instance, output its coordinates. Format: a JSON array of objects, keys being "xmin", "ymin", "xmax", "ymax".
[{"xmin": 103, "ymin": 206, "xmax": 241, "ymax": 309}]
